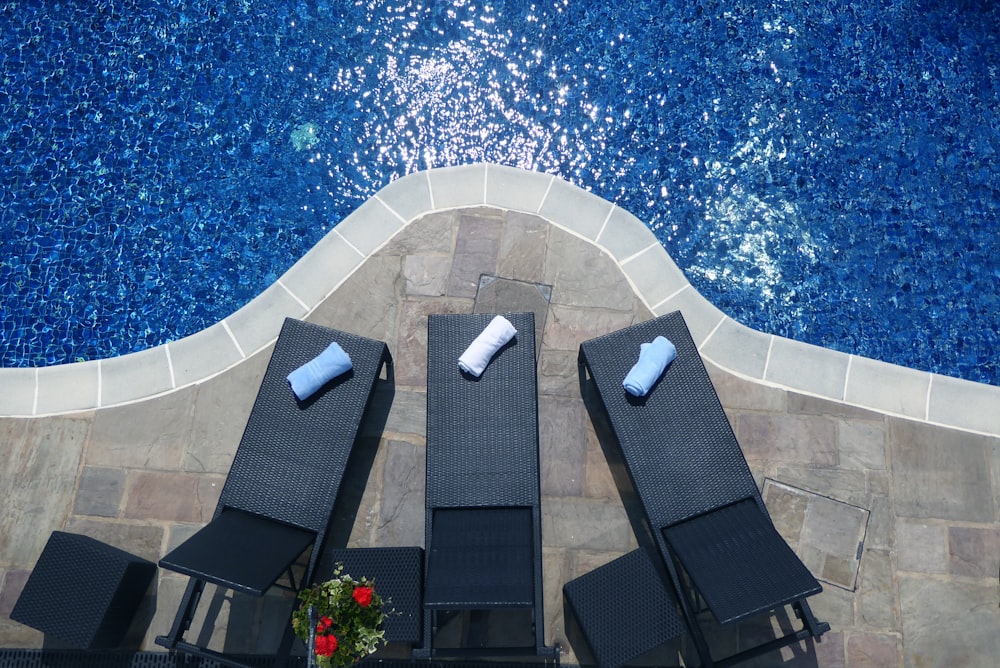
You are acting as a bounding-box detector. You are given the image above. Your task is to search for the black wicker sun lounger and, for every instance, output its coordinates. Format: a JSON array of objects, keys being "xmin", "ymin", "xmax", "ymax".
[
  {"xmin": 155, "ymin": 318, "xmax": 392, "ymax": 668},
  {"xmin": 577, "ymin": 311, "xmax": 830, "ymax": 667},
  {"xmin": 416, "ymin": 312, "xmax": 557, "ymax": 662}
]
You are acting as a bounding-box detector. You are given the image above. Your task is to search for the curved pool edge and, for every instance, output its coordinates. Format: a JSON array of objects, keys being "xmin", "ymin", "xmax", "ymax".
[{"xmin": 3, "ymin": 164, "xmax": 999, "ymax": 437}]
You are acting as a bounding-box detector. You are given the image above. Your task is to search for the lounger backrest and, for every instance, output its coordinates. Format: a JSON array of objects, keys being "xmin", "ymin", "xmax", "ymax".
[
  {"xmin": 579, "ymin": 311, "xmax": 762, "ymax": 528},
  {"xmin": 425, "ymin": 312, "xmax": 539, "ymax": 509},
  {"xmin": 218, "ymin": 317, "xmax": 388, "ymax": 533}
]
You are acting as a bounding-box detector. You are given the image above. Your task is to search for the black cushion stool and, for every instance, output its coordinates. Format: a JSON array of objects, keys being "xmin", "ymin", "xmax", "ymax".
[
  {"xmin": 563, "ymin": 547, "xmax": 687, "ymax": 668},
  {"xmin": 322, "ymin": 547, "xmax": 424, "ymax": 644},
  {"xmin": 11, "ymin": 531, "xmax": 157, "ymax": 649}
]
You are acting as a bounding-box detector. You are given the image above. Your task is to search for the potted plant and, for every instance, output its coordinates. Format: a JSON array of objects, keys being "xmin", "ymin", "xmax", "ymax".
[{"xmin": 291, "ymin": 564, "xmax": 386, "ymax": 667}]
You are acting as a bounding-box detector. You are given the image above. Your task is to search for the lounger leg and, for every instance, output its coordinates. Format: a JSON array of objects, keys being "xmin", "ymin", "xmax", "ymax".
[
  {"xmin": 154, "ymin": 577, "xmax": 204, "ymax": 649},
  {"xmin": 156, "ymin": 578, "xmax": 260, "ymax": 668},
  {"xmin": 678, "ymin": 600, "xmax": 716, "ymax": 667},
  {"xmin": 273, "ymin": 609, "xmax": 302, "ymax": 668},
  {"xmin": 412, "ymin": 607, "xmax": 433, "ymax": 659},
  {"xmin": 794, "ymin": 598, "xmax": 832, "ymax": 638},
  {"xmin": 658, "ymin": 544, "xmax": 717, "ymax": 667},
  {"xmin": 710, "ymin": 599, "xmax": 831, "ymax": 667},
  {"xmin": 664, "ymin": 545, "xmax": 828, "ymax": 667},
  {"xmin": 380, "ymin": 348, "xmax": 394, "ymax": 383}
]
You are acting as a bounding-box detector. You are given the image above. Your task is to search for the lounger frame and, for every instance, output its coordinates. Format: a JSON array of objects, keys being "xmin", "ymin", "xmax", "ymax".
[
  {"xmin": 417, "ymin": 312, "xmax": 557, "ymax": 662},
  {"xmin": 578, "ymin": 311, "xmax": 829, "ymax": 667},
  {"xmin": 155, "ymin": 318, "xmax": 392, "ymax": 668}
]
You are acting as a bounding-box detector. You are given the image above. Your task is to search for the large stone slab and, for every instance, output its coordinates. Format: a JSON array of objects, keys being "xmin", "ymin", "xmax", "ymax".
[
  {"xmin": 497, "ymin": 211, "xmax": 550, "ymax": 282},
  {"xmin": 375, "ymin": 439, "xmax": 426, "ymax": 548},
  {"xmin": 736, "ymin": 413, "xmax": 838, "ymax": 468},
  {"xmin": 858, "ymin": 548, "xmax": 897, "ymax": 630},
  {"xmin": 895, "ymin": 521, "xmax": 948, "ymax": 574},
  {"xmin": 403, "ymin": 254, "xmax": 451, "ymax": 297},
  {"xmin": 899, "ymin": 575, "xmax": 1000, "ymax": 667},
  {"xmin": 0, "ymin": 417, "xmax": 89, "ymax": 565},
  {"xmin": 583, "ymin": 425, "xmax": 620, "ymax": 502},
  {"xmin": 123, "ymin": 471, "xmax": 222, "ymax": 523},
  {"xmin": 836, "ymin": 419, "xmax": 888, "ymax": 471},
  {"xmin": 542, "ymin": 305, "xmax": 635, "ymax": 352},
  {"xmin": 393, "ymin": 297, "xmax": 471, "ymax": 388},
  {"xmin": 369, "ymin": 387, "xmax": 426, "ymax": 439},
  {"xmin": 73, "ymin": 466, "xmax": 126, "ymax": 518},
  {"xmin": 709, "ymin": 363, "xmax": 788, "ymax": 413},
  {"xmin": 539, "ymin": 395, "xmax": 587, "ymax": 497},
  {"xmin": 309, "ymin": 253, "xmax": 403, "ymax": 345},
  {"xmin": 541, "ymin": 498, "xmax": 634, "ymax": 552},
  {"xmin": 808, "ymin": 583, "xmax": 857, "ymax": 629},
  {"xmin": 382, "ymin": 210, "xmax": 456, "ymax": 255},
  {"xmin": 948, "ymin": 526, "xmax": 1000, "ymax": 578},
  {"xmin": 541, "ymin": 546, "xmax": 570, "ymax": 654},
  {"xmin": 87, "ymin": 387, "xmax": 194, "ymax": 470},
  {"xmin": 847, "ymin": 633, "xmax": 900, "ymax": 668},
  {"xmin": 537, "ymin": 348, "xmax": 579, "ymax": 398},
  {"xmin": 447, "ymin": 212, "xmax": 504, "ymax": 298},
  {"xmin": 62, "ymin": 517, "xmax": 164, "ymax": 564},
  {"xmin": 890, "ymin": 418, "xmax": 994, "ymax": 522},
  {"xmin": 544, "ymin": 228, "xmax": 634, "ymax": 310},
  {"xmin": 184, "ymin": 348, "xmax": 268, "ymax": 474}
]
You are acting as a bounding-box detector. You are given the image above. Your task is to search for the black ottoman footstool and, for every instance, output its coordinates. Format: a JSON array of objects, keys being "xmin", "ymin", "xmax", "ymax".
[
  {"xmin": 563, "ymin": 548, "xmax": 686, "ymax": 667},
  {"xmin": 322, "ymin": 547, "xmax": 424, "ymax": 644},
  {"xmin": 11, "ymin": 531, "xmax": 157, "ymax": 649}
]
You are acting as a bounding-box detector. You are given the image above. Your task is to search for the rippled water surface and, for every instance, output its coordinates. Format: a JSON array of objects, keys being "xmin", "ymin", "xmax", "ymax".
[{"xmin": 2, "ymin": 0, "xmax": 998, "ymax": 384}]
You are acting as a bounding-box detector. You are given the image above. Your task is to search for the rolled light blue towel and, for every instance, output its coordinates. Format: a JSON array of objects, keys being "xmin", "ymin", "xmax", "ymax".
[
  {"xmin": 458, "ymin": 315, "xmax": 517, "ymax": 377},
  {"xmin": 622, "ymin": 336, "xmax": 677, "ymax": 397},
  {"xmin": 287, "ymin": 342, "xmax": 353, "ymax": 401}
]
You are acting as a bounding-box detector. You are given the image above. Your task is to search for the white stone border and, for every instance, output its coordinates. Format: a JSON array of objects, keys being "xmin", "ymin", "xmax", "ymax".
[{"xmin": 3, "ymin": 165, "xmax": 998, "ymax": 436}]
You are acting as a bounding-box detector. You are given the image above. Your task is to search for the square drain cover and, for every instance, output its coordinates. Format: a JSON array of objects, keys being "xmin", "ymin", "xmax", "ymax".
[
  {"xmin": 474, "ymin": 275, "xmax": 552, "ymax": 356},
  {"xmin": 762, "ymin": 479, "xmax": 870, "ymax": 591}
]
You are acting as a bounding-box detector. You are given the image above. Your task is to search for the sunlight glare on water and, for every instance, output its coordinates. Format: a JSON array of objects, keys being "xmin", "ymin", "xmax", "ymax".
[{"xmin": 1, "ymin": 0, "xmax": 998, "ymax": 386}]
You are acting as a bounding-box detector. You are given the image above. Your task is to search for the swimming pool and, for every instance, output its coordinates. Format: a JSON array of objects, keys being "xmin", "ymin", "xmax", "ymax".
[{"xmin": 2, "ymin": 0, "xmax": 998, "ymax": 385}]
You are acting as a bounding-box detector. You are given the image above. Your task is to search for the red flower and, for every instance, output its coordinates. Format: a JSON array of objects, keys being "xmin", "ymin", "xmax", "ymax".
[
  {"xmin": 314, "ymin": 633, "xmax": 338, "ymax": 656},
  {"xmin": 352, "ymin": 585, "xmax": 374, "ymax": 608},
  {"xmin": 316, "ymin": 615, "xmax": 333, "ymax": 634}
]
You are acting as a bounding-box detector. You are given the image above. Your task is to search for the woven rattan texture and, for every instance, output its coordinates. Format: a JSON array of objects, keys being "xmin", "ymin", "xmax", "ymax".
[
  {"xmin": 11, "ymin": 532, "xmax": 156, "ymax": 649},
  {"xmin": 563, "ymin": 549, "xmax": 685, "ymax": 668},
  {"xmin": 158, "ymin": 508, "xmax": 315, "ymax": 594},
  {"xmin": 219, "ymin": 318, "xmax": 388, "ymax": 533},
  {"xmin": 425, "ymin": 312, "xmax": 540, "ymax": 509},
  {"xmin": 0, "ymin": 650, "xmax": 562, "ymax": 668},
  {"xmin": 425, "ymin": 507, "xmax": 534, "ymax": 607},
  {"xmin": 322, "ymin": 547, "xmax": 424, "ymax": 643},
  {"xmin": 0, "ymin": 651, "xmax": 287, "ymax": 668},
  {"xmin": 664, "ymin": 498, "xmax": 822, "ymax": 625},
  {"xmin": 579, "ymin": 311, "xmax": 762, "ymax": 528},
  {"xmin": 580, "ymin": 311, "xmax": 824, "ymax": 632}
]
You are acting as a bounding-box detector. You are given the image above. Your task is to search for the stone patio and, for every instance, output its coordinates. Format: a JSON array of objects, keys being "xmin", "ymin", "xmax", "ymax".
[{"xmin": 2, "ymin": 206, "xmax": 999, "ymax": 667}]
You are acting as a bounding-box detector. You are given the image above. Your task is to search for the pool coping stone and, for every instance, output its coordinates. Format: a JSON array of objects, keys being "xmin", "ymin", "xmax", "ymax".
[{"xmin": 2, "ymin": 164, "xmax": 998, "ymax": 439}]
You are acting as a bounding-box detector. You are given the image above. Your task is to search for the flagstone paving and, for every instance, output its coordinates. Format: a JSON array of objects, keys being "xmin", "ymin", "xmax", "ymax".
[{"xmin": 2, "ymin": 205, "xmax": 999, "ymax": 667}]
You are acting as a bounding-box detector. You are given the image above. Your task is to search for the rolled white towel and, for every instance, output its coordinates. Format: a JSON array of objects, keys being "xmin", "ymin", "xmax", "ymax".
[{"xmin": 458, "ymin": 315, "xmax": 517, "ymax": 377}]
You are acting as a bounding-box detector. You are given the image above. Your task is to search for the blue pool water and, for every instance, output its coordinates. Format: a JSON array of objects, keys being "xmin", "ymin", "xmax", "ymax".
[{"xmin": 2, "ymin": 0, "xmax": 999, "ymax": 385}]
